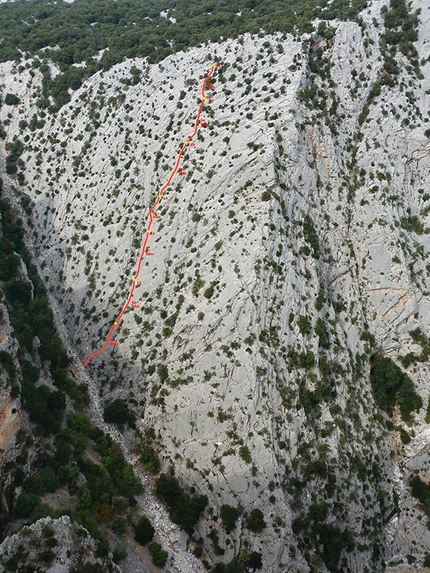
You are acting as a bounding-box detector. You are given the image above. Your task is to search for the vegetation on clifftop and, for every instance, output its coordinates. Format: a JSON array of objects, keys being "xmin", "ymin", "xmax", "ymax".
[{"xmin": 0, "ymin": 0, "xmax": 369, "ymax": 108}]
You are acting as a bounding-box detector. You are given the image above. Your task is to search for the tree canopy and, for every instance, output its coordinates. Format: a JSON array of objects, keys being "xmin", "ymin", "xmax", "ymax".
[{"xmin": 0, "ymin": 0, "xmax": 369, "ymax": 70}]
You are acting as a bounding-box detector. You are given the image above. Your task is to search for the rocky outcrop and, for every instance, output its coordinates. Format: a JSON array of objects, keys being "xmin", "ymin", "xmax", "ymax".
[{"xmin": 0, "ymin": 515, "xmax": 120, "ymax": 572}]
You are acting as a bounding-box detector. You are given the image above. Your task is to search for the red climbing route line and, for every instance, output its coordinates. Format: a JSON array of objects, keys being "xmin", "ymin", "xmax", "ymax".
[{"xmin": 84, "ymin": 63, "xmax": 221, "ymax": 367}]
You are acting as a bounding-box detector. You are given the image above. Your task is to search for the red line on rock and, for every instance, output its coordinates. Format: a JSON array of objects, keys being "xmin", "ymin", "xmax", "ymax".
[{"xmin": 84, "ymin": 64, "xmax": 218, "ymax": 367}]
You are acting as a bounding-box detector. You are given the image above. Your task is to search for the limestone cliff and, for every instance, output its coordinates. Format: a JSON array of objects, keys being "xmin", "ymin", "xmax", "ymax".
[{"xmin": 1, "ymin": 0, "xmax": 430, "ymax": 570}]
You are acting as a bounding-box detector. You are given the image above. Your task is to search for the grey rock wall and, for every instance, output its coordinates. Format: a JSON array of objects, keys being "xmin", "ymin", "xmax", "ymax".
[{"xmin": 1, "ymin": 0, "xmax": 430, "ymax": 569}]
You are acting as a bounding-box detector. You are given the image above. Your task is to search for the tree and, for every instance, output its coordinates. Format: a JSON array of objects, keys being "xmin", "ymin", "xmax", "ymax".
[
  {"xmin": 246, "ymin": 509, "xmax": 266, "ymax": 533},
  {"xmin": 225, "ymin": 557, "xmax": 245, "ymax": 573},
  {"xmin": 15, "ymin": 493, "xmax": 40, "ymax": 517},
  {"xmin": 246, "ymin": 552, "xmax": 263, "ymax": 569},
  {"xmin": 103, "ymin": 399, "xmax": 136, "ymax": 428},
  {"xmin": 134, "ymin": 515, "xmax": 154, "ymax": 545},
  {"xmin": 5, "ymin": 93, "xmax": 20, "ymax": 105},
  {"xmin": 155, "ymin": 473, "xmax": 207, "ymax": 534},
  {"xmin": 149, "ymin": 543, "xmax": 168, "ymax": 567},
  {"xmin": 220, "ymin": 504, "xmax": 240, "ymax": 533},
  {"xmin": 140, "ymin": 446, "xmax": 160, "ymax": 474},
  {"xmin": 113, "ymin": 545, "xmax": 127, "ymax": 563},
  {"xmin": 370, "ymin": 355, "xmax": 422, "ymax": 421},
  {"xmin": 112, "ymin": 516, "xmax": 126, "ymax": 535}
]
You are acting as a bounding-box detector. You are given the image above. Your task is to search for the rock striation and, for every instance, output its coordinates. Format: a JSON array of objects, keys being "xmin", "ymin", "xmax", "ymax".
[{"xmin": 1, "ymin": 0, "xmax": 430, "ymax": 570}]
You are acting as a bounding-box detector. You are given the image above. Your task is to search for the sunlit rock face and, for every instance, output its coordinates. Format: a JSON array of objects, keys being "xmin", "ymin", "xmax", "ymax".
[{"xmin": 1, "ymin": 0, "xmax": 430, "ymax": 569}]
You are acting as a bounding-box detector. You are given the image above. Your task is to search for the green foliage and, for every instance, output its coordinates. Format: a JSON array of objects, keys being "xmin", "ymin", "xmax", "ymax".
[
  {"xmin": 23, "ymin": 467, "xmax": 60, "ymax": 495},
  {"xmin": 4, "ymin": 93, "xmax": 20, "ymax": 105},
  {"xmin": 399, "ymin": 428, "xmax": 411, "ymax": 444},
  {"xmin": 246, "ymin": 552, "xmax": 263, "ymax": 569},
  {"xmin": 293, "ymin": 512, "xmax": 354, "ymax": 573},
  {"xmin": 112, "ymin": 516, "xmax": 126, "ymax": 535},
  {"xmin": 239, "ymin": 445, "xmax": 252, "ymax": 464},
  {"xmin": 370, "ymin": 355, "xmax": 422, "ymax": 422},
  {"xmin": 0, "ymin": 193, "xmax": 141, "ymax": 547},
  {"xmin": 20, "ymin": 373, "xmax": 66, "ymax": 435},
  {"xmin": 303, "ymin": 215, "xmax": 320, "ymax": 258},
  {"xmin": 383, "ymin": 0, "xmax": 419, "ymax": 53},
  {"xmin": 399, "ymin": 328, "xmax": 430, "ymax": 368},
  {"xmin": 400, "ymin": 215, "xmax": 425, "ymax": 234},
  {"xmin": 315, "ymin": 317, "xmax": 330, "ymax": 349},
  {"xmin": 0, "ymin": 198, "xmax": 25, "ymax": 280},
  {"xmin": 103, "ymin": 398, "xmax": 136, "ymax": 428},
  {"xmin": 155, "ymin": 473, "xmax": 207, "ymax": 534},
  {"xmin": 246, "ymin": 508, "xmax": 266, "ymax": 533},
  {"xmin": 297, "ymin": 315, "xmax": 312, "ymax": 335},
  {"xmin": 157, "ymin": 363, "xmax": 169, "ymax": 384},
  {"xmin": 94, "ymin": 434, "xmax": 142, "ymax": 497},
  {"xmin": 220, "ymin": 504, "xmax": 240, "ymax": 534},
  {"xmin": 112, "ymin": 545, "xmax": 127, "ymax": 563},
  {"xmin": 5, "ymin": 137, "xmax": 24, "ymax": 175},
  {"xmin": 218, "ymin": 551, "xmax": 263, "ymax": 572},
  {"xmin": 261, "ymin": 191, "xmax": 271, "ymax": 202},
  {"xmin": 149, "ymin": 542, "xmax": 168, "ymax": 567},
  {"xmin": 315, "ymin": 291, "xmax": 325, "ymax": 311},
  {"xmin": 139, "ymin": 446, "xmax": 160, "ymax": 474},
  {"xmin": 0, "ymin": 0, "xmax": 369, "ymax": 82},
  {"xmin": 225, "ymin": 557, "xmax": 245, "ymax": 573},
  {"xmin": 204, "ymin": 282, "xmax": 217, "ymax": 299},
  {"xmin": 15, "ymin": 493, "xmax": 40, "ymax": 517},
  {"xmin": 67, "ymin": 412, "xmax": 92, "ymax": 436},
  {"xmin": 134, "ymin": 515, "xmax": 155, "ymax": 545},
  {"xmin": 0, "ymin": 351, "xmax": 16, "ymax": 381}
]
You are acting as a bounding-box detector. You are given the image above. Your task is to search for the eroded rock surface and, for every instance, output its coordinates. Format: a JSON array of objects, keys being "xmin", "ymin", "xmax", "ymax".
[{"xmin": 1, "ymin": 0, "xmax": 430, "ymax": 570}]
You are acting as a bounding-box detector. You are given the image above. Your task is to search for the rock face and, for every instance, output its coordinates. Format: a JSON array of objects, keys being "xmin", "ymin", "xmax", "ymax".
[
  {"xmin": 1, "ymin": 0, "xmax": 430, "ymax": 570},
  {"xmin": 0, "ymin": 515, "xmax": 120, "ymax": 572}
]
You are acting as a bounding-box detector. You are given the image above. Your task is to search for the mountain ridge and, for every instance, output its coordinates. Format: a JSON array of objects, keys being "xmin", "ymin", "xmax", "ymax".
[{"xmin": 1, "ymin": 0, "xmax": 430, "ymax": 570}]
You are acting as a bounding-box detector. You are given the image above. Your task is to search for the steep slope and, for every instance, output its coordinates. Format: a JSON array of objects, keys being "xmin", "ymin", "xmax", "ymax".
[{"xmin": 1, "ymin": 0, "xmax": 430, "ymax": 570}]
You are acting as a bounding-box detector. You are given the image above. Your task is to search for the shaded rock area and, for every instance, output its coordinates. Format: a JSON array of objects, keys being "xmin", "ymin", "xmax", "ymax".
[{"xmin": 0, "ymin": 515, "xmax": 120, "ymax": 572}]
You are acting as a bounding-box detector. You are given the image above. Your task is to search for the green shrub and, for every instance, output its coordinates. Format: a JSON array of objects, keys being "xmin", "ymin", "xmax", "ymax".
[
  {"xmin": 400, "ymin": 215, "xmax": 424, "ymax": 234},
  {"xmin": 5, "ymin": 93, "xmax": 20, "ymax": 105},
  {"xmin": 239, "ymin": 445, "xmax": 252, "ymax": 464},
  {"xmin": 246, "ymin": 552, "xmax": 263, "ymax": 569},
  {"xmin": 370, "ymin": 355, "xmax": 422, "ymax": 421},
  {"xmin": 155, "ymin": 473, "xmax": 207, "ymax": 534},
  {"xmin": 426, "ymin": 399, "xmax": 430, "ymax": 424},
  {"xmin": 303, "ymin": 215, "xmax": 320, "ymax": 258},
  {"xmin": 103, "ymin": 399, "xmax": 136, "ymax": 428},
  {"xmin": 140, "ymin": 446, "xmax": 160, "ymax": 474},
  {"xmin": 297, "ymin": 315, "xmax": 311, "ymax": 335},
  {"xmin": 40, "ymin": 549, "xmax": 55, "ymax": 565},
  {"xmin": 150, "ymin": 542, "xmax": 168, "ymax": 567},
  {"xmin": 203, "ymin": 284, "xmax": 215, "ymax": 299},
  {"xmin": 15, "ymin": 493, "xmax": 40, "ymax": 517},
  {"xmin": 220, "ymin": 504, "xmax": 240, "ymax": 533},
  {"xmin": 112, "ymin": 517, "xmax": 126, "ymax": 535},
  {"xmin": 134, "ymin": 515, "xmax": 154, "ymax": 545},
  {"xmin": 400, "ymin": 428, "xmax": 411, "ymax": 445},
  {"xmin": 246, "ymin": 509, "xmax": 266, "ymax": 533},
  {"xmin": 113, "ymin": 545, "xmax": 127, "ymax": 563}
]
